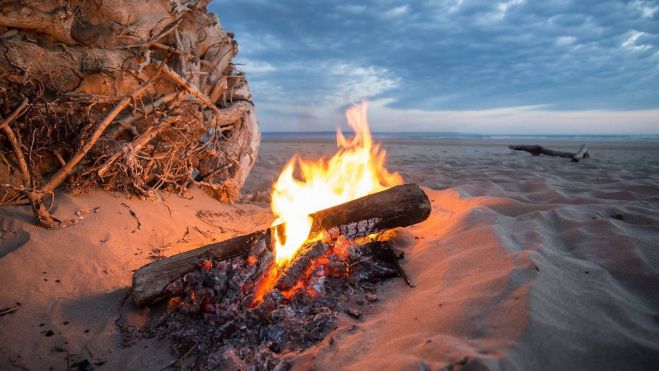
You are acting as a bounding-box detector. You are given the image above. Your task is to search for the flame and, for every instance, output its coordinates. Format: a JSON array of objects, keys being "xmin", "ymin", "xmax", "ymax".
[{"xmin": 270, "ymin": 102, "xmax": 403, "ymax": 267}]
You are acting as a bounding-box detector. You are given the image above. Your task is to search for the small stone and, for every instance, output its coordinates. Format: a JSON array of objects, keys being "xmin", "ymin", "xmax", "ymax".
[
  {"xmin": 344, "ymin": 307, "xmax": 362, "ymax": 319},
  {"xmin": 365, "ymin": 294, "xmax": 378, "ymax": 303}
]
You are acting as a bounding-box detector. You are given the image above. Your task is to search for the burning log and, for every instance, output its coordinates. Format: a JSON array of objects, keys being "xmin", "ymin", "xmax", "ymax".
[
  {"xmin": 132, "ymin": 183, "xmax": 431, "ymax": 306},
  {"xmin": 275, "ymin": 241, "xmax": 329, "ymax": 291},
  {"xmin": 509, "ymin": 144, "xmax": 590, "ymax": 162}
]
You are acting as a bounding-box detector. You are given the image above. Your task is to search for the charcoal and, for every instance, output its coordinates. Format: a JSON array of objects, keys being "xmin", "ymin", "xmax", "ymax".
[
  {"xmin": 365, "ymin": 293, "xmax": 378, "ymax": 302},
  {"xmin": 267, "ymin": 325, "xmax": 285, "ymax": 342},
  {"xmin": 344, "ymin": 307, "xmax": 362, "ymax": 319},
  {"xmin": 130, "ymin": 234, "xmax": 406, "ymax": 369}
]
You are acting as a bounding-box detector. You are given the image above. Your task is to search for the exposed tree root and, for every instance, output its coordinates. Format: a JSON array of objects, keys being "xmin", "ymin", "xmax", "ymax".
[{"xmin": 0, "ymin": 0, "xmax": 260, "ymax": 228}]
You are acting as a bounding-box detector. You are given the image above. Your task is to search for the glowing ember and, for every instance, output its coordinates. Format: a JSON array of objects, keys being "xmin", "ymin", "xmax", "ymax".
[{"xmin": 270, "ymin": 102, "xmax": 403, "ymax": 267}]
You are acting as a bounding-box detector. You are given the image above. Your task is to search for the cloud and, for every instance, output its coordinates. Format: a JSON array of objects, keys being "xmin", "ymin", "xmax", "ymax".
[
  {"xmin": 326, "ymin": 64, "xmax": 399, "ymax": 103},
  {"xmin": 337, "ymin": 4, "xmax": 367, "ymax": 14},
  {"xmin": 633, "ymin": 0, "xmax": 659, "ymax": 18},
  {"xmin": 621, "ymin": 30, "xmax": 652, "ymax": 51},
  {"xmin": 365, "ymin": 99, "xmax": 659, "ymax": 135},
  {"xmin": 382, "ymin": 5, "xmax": 410, "ymax": 19},
  {"xmin": 555, "ymin": 36, "xmax": 577, "ymax": 47},
  {"xmin": 493, "ymin": 0, "xmax": 525, "ymax": 21},
  {"xmin": 238, "ymin": 58, "xmax": 277, "ymax": 74},
  {"xmin": 211, "ymin": 0, "xmax": 659, "ymax": 133}
]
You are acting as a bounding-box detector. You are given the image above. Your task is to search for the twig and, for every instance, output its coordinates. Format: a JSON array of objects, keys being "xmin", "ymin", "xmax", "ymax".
[
  {"xmin": 193, "ymin": 226, "xmax": 211, "ymax": 238},
  {"xmin": 121, "ymin": 203, "xmax": 142, "ymax": 233},
  {"xmin": 0, "ymin": 97, "xmax": 28, "ymax": 130},
  {"xmin": 107, "ymin": 92, "xmax": 180, "ymax": 140},
  {"xmin": 0, "ymin": 98, "xmax": 60, "ymax": 227},
  {"xmin": 98, "ymin": 117, "xmax": 177, "ymax": 177},
  {"xmin": 381, "ymin": 244, "xmax": 416, "ymax": 288},
  {"xmin": 0, "ymin": 305, "xmax": 19, "ymax": 317},
  {"xmin": 41, "ymin": 80, "xmax": 158, "ymax": 194},
  {"xmin": 160, "ymin": 64, "xmax": 223, "ymax": 115}
]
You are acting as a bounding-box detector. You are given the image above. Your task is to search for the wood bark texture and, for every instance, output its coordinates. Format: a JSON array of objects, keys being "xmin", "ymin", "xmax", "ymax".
[
  {"xmin": 131, "ymin": 183, "xmax": 432, "ymax": 306},
  {"xmin": 0, "ymin": 0, "xmax": 260, "ymax": 227}
]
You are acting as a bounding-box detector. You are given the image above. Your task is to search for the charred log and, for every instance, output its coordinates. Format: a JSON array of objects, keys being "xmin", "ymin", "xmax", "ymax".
[{"xmin": 132, "ymin": 183, "xmax": 431, "ymax": 306}]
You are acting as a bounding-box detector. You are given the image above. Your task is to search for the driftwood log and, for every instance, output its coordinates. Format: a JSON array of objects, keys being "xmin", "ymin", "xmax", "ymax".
[
  {"xmin": 132, "ymin": 183, "xmax": 432, "ymax": 306},
  {"xmin": 509, "ymin": 144, "xmax": 590, "ymax": 162},
  {"xmin": 0, "ymin": 0, "xmax": 260, "ymax": 228}
]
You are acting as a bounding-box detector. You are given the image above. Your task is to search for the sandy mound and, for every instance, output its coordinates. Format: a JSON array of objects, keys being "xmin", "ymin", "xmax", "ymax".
[{"xmin": 1, "ymin": 138, "xmax": 658, "ymax": 370}]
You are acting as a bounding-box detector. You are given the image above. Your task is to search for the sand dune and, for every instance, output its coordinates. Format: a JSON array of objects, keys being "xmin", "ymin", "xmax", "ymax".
[{"xmin": 1, "ymin": 139, "xmax": 658, "ymax": 370}]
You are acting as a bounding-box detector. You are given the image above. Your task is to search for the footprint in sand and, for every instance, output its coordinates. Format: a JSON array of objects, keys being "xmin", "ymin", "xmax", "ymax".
[{"xmin": 0, "ymin": 217, "xmax": 30, "ymax": 258}]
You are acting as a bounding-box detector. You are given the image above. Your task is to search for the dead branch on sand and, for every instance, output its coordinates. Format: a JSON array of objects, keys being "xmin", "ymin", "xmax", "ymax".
[{"xmin": 509, "ymin": 144, "xmax": 590, "ymax": 162}]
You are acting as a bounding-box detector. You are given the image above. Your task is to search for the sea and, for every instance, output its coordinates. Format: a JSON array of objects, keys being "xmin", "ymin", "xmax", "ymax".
[{"xmin": 261, "ymin": 132, "xmax": 659, "ymax": 142}]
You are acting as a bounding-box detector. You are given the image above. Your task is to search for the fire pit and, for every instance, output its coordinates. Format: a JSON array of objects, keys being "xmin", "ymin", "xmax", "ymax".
[
  {"xmin": 129, "ymin": 103, "xmax": 432, "ymax": 368},
  {"xmin": 154, "ymin": 231, "xmax": 420, "ymax": 368}
]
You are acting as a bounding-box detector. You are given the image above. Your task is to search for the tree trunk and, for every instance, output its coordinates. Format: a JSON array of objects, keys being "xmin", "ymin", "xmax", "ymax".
[{"xmin": 0, "ymin": 0, "xmax": 260, "ymax": 226}]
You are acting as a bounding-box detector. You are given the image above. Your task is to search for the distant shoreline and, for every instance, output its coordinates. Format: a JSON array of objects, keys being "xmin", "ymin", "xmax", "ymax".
[{"xmin": 261, "ymin": 131, "xmax": 659, "ymax": 142}]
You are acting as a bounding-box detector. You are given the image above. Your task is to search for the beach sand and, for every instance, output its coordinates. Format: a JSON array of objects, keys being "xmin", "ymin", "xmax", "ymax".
[{"xmin": 1, "ymin": 138, "xmax": 658, "ymax": 370}]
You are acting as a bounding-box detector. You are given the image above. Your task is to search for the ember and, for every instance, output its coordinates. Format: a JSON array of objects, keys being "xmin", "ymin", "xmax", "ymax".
[{"xmin": 142, "ymin": 232, "xmax": 408, "ymax": 369}]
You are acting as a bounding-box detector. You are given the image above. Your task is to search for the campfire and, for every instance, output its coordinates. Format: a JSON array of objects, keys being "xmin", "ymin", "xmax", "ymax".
[
  {"xmin": 254, "ymin": 102, "xmax": 404, "ymax": 303},
  {"xmin": 130, "ymin": 103, "xmax": 431, "ymax": 368}
]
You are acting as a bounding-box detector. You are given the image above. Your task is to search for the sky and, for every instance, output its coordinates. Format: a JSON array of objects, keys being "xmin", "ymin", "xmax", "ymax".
[{"xmin": 210, "ymin": 0, "xmax": 659, "ymax": 134}]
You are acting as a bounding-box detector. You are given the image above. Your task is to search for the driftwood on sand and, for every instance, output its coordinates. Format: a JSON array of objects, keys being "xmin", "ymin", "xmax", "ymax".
[
  {"xmin": 0, "ymin": 0, "xmax": 260, "ymax": 228},
  {"xmin": 509, "ymin": 144, "xmax": 590, "ymax": 162},
  {"xmin": 131, "ymin": 184, "xmax": 432, "ymax": 306}
]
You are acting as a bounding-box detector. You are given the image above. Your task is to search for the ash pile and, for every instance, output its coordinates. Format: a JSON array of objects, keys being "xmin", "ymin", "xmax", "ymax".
[{"xmin": 131, "ymin": 230, "xmax": 411, "ymax": 369}]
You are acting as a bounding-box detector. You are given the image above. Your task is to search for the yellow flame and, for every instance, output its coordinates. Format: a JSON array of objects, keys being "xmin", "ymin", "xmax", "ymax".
[{"xmin": 271, "ymin": 102, "xmax": 403, "ymax": 266}]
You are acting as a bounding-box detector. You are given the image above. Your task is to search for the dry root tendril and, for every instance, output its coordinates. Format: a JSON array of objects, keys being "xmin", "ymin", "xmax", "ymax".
[{"xmin": 0, "ymin": 0, "xmax": 259, "ymax": 228}]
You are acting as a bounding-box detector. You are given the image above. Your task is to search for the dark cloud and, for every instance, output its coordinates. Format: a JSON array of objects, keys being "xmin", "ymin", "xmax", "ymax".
[{"xmin": 211, "ymin": 0, "xmax": 659, "ymax": 132}]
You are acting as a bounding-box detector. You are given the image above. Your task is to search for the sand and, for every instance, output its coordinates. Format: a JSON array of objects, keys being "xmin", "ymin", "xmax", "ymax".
[{"xmin": 1, "ymin": 138, "xmax": 658, "ymax": 370}]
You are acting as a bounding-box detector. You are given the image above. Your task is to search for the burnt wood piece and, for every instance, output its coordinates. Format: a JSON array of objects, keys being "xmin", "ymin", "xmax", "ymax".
[
  {"xmin": 132, "ymin": 183, "xmax": 431, "ymax": 306},
  {"xmin": 380, "ymin": 243, "xmax": 416, "ymax": 288},
  {"xmin": 509, "ymin": 144, "xmax": 590, "ymax": 162},
  {"xmin": 276, "ymin": 241, "xmax": 329, "ymax": 291}
]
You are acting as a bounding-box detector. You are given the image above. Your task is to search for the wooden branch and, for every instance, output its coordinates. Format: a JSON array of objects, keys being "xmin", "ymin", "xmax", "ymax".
[
  {"xmin": 106, "ymin": 92, "xmax": 180, "ymax": 140},
  {"xmin": 208, "ymin": 76, "xmax": 227, "ymax": 104},
  {"xmin": 0, "ymin": 98, "xmax": 59, "ymax": 227},
  {"xmin": 572, "ymin": 144, "xmax": 590, "ymax": 161},
  {"xmin": 0, "ymin": 99, "xmax": 30, "ymax": 187},
  {"xmin": 98, "ymin": 118, "xmax": 177, "ymax": 177},
  {"xmin": 509, "ymin": 144, "xmax": 590, "ymax": 162},
  {"xmin": 131, "ymin": 183, "xmax": 431, "ymax": 306},
  {"xmin": 160, "ymin": 64, "xmax": 223, "ymax": 115},
  {"xmin": 40, "ymin": 81, "xmax": 155, "ymax": 193}
]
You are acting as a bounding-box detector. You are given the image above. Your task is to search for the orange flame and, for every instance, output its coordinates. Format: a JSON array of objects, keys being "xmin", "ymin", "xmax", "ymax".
[{"xmin": 270, "ymin": 102, "xmax": 403, "ymax": 267}]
